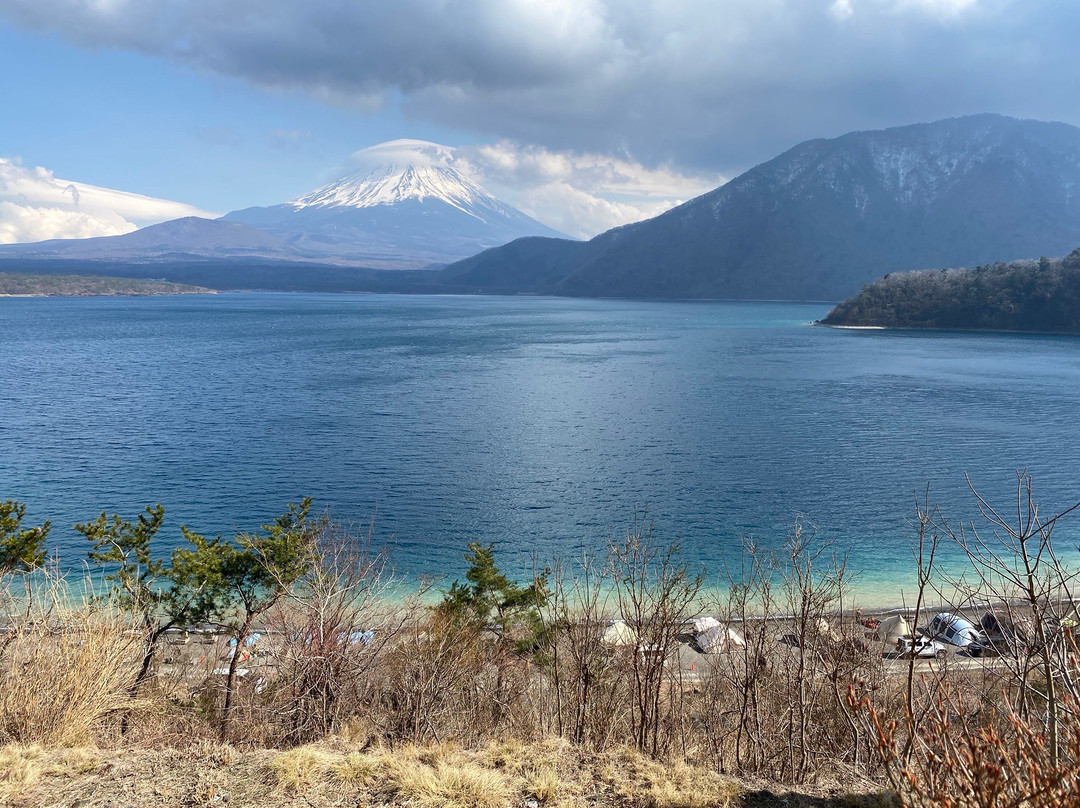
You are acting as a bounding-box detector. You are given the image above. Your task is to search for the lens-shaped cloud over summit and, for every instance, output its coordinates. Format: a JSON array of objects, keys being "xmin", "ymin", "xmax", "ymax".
[{"xmin": 346, "ymin": 140, "xmax": 458, "ymax": 172}]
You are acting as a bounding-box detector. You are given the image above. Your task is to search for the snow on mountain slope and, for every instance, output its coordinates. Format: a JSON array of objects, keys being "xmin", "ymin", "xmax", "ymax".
[
  {"xmin": 291, "ymin": 162, "xmax": 519, "ymax": 222},
  {"xmin": 291, "ymin": 139, "xmax": 506, "ymax": 214}
]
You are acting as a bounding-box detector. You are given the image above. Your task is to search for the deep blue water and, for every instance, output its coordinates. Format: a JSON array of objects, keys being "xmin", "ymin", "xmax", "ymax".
[{"xmin": 3, "ymin": 292, "xmax": 1080, "ymax": 603}]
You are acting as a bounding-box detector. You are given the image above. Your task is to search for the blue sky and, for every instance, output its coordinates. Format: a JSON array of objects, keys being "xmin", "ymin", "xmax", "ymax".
[
  {"xmin": 3, "ymin": 0, "xmax": 1080, "ymax": 241},
  {"xmin": 0, "ymin": 25, "xmax": 469, "ymax": 211}
]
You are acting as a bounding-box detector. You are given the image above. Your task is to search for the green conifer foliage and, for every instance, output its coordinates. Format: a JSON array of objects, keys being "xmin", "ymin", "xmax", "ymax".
[{"xmin": 0, "ymin": 500, "xmax": 50, "ymax": 574}]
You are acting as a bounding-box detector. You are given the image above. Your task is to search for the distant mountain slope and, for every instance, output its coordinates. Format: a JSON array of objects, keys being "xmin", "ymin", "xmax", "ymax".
[
  {"xmin": 443, "ymin": 115, "xmax": 1080, "ymax": 300},
  {"xmin": 441, "ymin": 236, "xmax": 589, "ymax": 292},
  {"xmin": 821, "ymin": 248, "xmax": 1080, "ymax": 333},
  {"xmin": 0, "ymin": 216, "xmax": 299, "ymax": 261},
  {"xmin": 223, "ymin": 141, "xmax": 567, "ymax": 269}
]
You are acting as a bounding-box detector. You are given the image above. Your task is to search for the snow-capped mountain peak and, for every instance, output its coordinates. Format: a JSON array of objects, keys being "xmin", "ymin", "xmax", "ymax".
[
  {"xmin": 220, "ymin": 139, "xmax": 569, "ymax": 269},
  {"xmin": 289, "ymin": 162, "xmax": 511, "ymax": 223}
]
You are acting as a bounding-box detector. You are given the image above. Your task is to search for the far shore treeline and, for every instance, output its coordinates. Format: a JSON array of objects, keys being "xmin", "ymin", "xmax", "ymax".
[
  {"xmin": 0, "ymin": 272, "xmax": 212, "ymax": 297},
  {"xmin": 822, "ymin": 247, "xmax": 1080, "ymax": 333}
]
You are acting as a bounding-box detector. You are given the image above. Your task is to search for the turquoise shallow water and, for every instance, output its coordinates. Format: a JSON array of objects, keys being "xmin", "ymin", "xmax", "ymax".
[{"xmin": 3, "ymin": 292, "xmax": 1080, "ymax": 605}]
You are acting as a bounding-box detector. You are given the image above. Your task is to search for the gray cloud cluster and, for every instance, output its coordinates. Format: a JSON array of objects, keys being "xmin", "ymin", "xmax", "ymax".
[{"xmin": 3, "ymin": 0, "xmax": 1078, "ymax": 174}]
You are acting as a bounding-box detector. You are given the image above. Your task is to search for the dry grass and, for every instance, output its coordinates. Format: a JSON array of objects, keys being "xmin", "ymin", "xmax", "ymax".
[
  {"xmin": 191, "ymin": 739, "xmax": 243, "ymax": 768},
  {"xmin": 329, "ymin": 751, "xmax": 380, "ymax": 784},
  {"xmin": 599, "ymin": 747, "xmax": 743, "ymax": 808},
  {"xmin": 0, "ymin": 598, "xmax": 142, "ymax": 746},
  {"xmin": 270, "ymin": 745, "xmax": 342, "ymax": 790},
  {"xmin": 386, "ymin": 756, "xmax": 512, "ymax": 808},
  {"xmin": 526, "ymin": 765, "xmax": 563, "ymax": 804},
  {"xmin": 0, "ymin": 744, "xmax": 101, "ymax": 797},
  {"xmin": 271, "ymin": 743, "xmax": 512, "ymax": 807},
  {"xmin": 0, "ymin": 738, "xmax": 903, "ymax": 808},
  {"xmin": 0, "ymin": 745, "xmax": 47, "ymax": 791},
  {"xmin": 266, "ymin": 739, "xmax": 742, "ymax": 808}
]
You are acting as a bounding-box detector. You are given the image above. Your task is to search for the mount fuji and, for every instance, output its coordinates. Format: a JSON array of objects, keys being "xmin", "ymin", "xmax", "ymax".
[
  {"xmin": 222, "ymin": 140, "xmax": 567, "ymax": 268},
  {"xmin": 0, "ymin": 140, "xmax": 567, "ymax": 271}
]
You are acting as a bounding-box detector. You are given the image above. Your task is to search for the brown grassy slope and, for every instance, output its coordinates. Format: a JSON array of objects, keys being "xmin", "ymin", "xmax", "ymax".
[{"xmin": 0, "ymin": 739, "xmax": 896, "ymax": 808}]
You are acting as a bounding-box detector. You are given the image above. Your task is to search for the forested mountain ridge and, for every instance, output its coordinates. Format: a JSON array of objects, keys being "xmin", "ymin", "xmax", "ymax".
[
  {"xmin": 444, "ymin": 114, "xmax": 1080, "ymax": 300},
  {"xmin": 820, "ymin": 248, "xmax": 1080, "ymax": 332}
]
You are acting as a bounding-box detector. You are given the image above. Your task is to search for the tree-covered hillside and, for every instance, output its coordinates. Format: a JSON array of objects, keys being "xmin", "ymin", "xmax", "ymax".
[
  {"xmin": 821, "ymin": 248, "xmax": 1080, "ymax": 332},
  {"xmin": 0, "ymin": 273, "xmax": 212, "ymax": 296}
]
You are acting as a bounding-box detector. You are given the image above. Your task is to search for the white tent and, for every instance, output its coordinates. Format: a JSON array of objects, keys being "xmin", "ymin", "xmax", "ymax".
[
  {"xmin": 877, "ymin": 614, "xmax": 912, "ymax": 642},
  {"xmin": 691, "ymin": 616, "xmax": 722, "ymax": 634},
  {"xmin": 697, "ymin": 623, "xmax": 746, "ymax": 653},
  {"xmin": 602, "ymin": 620, "xmax": 636, "ymax": 647},
  {"xmin": 814, "ymin": 618, "xmax": 842, "ymax": 642}
]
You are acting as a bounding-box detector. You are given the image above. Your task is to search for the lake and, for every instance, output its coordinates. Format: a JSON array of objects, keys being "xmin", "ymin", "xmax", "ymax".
[{"xmin": 3, "ymin": 292, "xmax": 1080, "ymax": 604}]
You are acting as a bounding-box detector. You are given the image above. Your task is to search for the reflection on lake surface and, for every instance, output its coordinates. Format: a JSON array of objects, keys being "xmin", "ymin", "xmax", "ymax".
[{"xmin": 3, "ymin": 292, "xmax": 1080, "ymax": 604}]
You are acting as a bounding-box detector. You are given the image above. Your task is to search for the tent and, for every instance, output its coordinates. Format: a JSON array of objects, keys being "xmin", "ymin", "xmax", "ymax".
[
  {"xmin": 697, "ymin": 623, "xmax": 746, "ymax": 653},
  {"xmin": 348, "ymin": 629, "xmax": 376, "ymax": 646},
  {"xmin": 814, "ymin": 618, "xmax": 841, "ymax": 642},
  {"xmin": 227, "ymin": 632, "xmax": 261, "ymax": 648},
  {"xmin": 691, "ymin": 616, "xmax": 722, "ymax": 634},
  {"xmin": 981, "ymin": 610, "xmax": 1030, "ymax": 645},
  {"xmin": 602, "ymin": 620, "xmax": 636, "ymax": 647},
  {"xmin": 876, "ymin": 614, "xmax": 911, "ymax": 642}
]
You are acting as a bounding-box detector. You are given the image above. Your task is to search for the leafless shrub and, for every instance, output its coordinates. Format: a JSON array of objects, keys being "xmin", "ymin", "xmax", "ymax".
[
  {"xmin": 610, "ymin": 515, "xmax": 704, "ymax": 757},
  {"xmin": 534, "ymin": 553, "xmax": 631, "ymax": 749},
  {"xmin": 695, "ymin": 520, "xmax": 884, "ymax": 784},
  {"xmin": 855, "ymin": 472, "xmax": 1080, "ymax": 806},
  {"xmin": 940, "ymin": 472, "xmax": 1080, "ymax": 766},
  {"xmin": 370, "ymin": 613, "xmax": 491, "ymax": 745},
  {"xmin": 259, "ymin": 521, "xmax": 413, "ymax": 745},
  {"xmin": 863, "ymin": 682, "xmax": 1080, "ymax": 808}
]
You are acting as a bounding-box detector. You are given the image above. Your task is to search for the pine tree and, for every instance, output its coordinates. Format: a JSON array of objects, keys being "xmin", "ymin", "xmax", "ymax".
[{"xmin": 0, "ymin": 500, "xmax": 50, "ymax": 574}]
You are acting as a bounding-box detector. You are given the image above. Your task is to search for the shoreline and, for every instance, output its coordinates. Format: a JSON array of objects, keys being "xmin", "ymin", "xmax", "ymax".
[
  {"xmin": 816, "ymin": 318, "xmax": 1080, "ymax": 338},
  {"xmin": 4, "ymin": 567, "xmax": 1053, "ymax": 631},
  {"xmin": 0, "ymin": 290, "xmax": 217, "ymax": 298}
]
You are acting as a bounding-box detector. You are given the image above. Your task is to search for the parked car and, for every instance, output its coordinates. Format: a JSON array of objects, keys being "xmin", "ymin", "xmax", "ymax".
[
  {"xmin": 896, "ymin": 634, "xmax": 950, "ymax": 659},
  {"xmin": 924, "ymin": 612, "xmax": 987, "ymax": 656}
]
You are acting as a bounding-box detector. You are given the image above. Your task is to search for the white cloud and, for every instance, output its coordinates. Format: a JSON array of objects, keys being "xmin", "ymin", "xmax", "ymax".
[
  {"xmin": 347, "ymin": 139, "xmax": 457, "ymax": 171},
  {"xmin": 459, "ymin": 142, "xmax": 719, "ymax": 199},
  {"xmin": 507, "ymin": 181, "xmax": 684, "ymax": 239},
  {"xmin": 0, "ymin": 157, "xmax": 216, "ymax": 244},
  {"xmin": 0, "ymin": 201, "xmax": 131, "ymax": 244},
  {"xmin": 341, "ymin": 139, "xmax": 721, "ymax": 238},
  {"xmin": 829, "ymin": 0, "xmax": 856, "ymax": 21},
  {"xmin": 894, "ymin": 0, "xmax": 981, "ymax": 18},
  {"xmin": 454, "ymin": 141, "xmax": 722, "ymax": 237}
]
